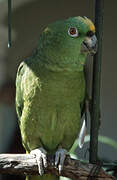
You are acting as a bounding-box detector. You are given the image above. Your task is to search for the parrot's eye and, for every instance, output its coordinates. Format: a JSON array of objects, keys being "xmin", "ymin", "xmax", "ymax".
[{"xmin": 68, "ymin": 27, "xmax": 79, "ymax": 37}]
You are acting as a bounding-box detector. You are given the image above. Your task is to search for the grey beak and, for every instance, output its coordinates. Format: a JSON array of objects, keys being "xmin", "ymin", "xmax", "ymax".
[{"xmin": 82, "ymin": 34, "xmax": 97, "ymax": 55}]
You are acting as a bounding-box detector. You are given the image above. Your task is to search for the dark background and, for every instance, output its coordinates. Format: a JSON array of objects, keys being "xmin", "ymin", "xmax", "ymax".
[{"xmin": 0, "ymin": 0, "xmax": 117, "ymax": 179}]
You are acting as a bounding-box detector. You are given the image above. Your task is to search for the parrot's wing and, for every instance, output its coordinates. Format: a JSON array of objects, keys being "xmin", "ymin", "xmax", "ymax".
[
  {"xmin": 78, "ymin": 118, "xmax": 87, "ymax": 148},
  {"xmin": 78, "ymin": 57, "xmax": 93, "ymax": 148},
  {"xmin": 78, "ymin": 100, "xmax": 90, "ymax": 148},
  {"xmin": 16, "ymin": 62, "xmax": 25, "ymax": 124},
  {"xmin": 84, "ymin": 56, "xmax": 93, "ymax": 100},
  {"xmin": 16, "ymin": 60, "xmax": 42, "ymax": 124}
]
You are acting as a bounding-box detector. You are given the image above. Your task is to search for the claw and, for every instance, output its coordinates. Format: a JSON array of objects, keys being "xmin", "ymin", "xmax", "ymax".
[
  {"xmin": 55, "ymin": 148, "xmax": 68, "ymax": 174},
  {"xmin": 30, "ymin": 147, "xmax": 47, "ymax": 175}
]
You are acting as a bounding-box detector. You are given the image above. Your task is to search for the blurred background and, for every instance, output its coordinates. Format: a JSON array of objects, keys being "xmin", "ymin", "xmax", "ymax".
[{"xmin": 0, "ymin": 0, "xmax": 117, "ymax": 179}]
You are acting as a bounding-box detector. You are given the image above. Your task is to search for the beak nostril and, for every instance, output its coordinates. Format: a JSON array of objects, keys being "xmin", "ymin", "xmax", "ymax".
[{"xmin": 86, "ymin": 31, "xmax": 94, "ymax": 37}]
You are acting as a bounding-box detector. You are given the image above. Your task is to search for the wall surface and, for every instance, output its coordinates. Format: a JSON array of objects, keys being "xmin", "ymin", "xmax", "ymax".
[{"xmin": 0, "ymin": 0, "xmax": 117, "ymax": 168}]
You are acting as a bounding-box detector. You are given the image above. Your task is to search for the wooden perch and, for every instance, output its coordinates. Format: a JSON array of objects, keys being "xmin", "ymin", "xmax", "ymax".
[{"xmin": 0, "ymin": 154, "xmax": 115, "ymax": 180}]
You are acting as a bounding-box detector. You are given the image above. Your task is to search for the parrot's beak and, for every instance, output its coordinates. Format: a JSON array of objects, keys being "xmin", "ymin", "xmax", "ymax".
[{"xmin": 81, "ymin": 34, "xmax": 97, "ymax": 55}]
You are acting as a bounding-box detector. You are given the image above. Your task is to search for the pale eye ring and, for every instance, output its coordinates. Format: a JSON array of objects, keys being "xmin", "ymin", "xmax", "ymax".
[{"xmin": 68, "ymin": 27, "xmax": 79, "ymax": 37}]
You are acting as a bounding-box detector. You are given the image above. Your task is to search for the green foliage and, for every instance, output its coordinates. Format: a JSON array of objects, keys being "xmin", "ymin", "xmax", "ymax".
[{"xmin": 85, "ymin": 135, "xmax": 117, "ymax": 149}]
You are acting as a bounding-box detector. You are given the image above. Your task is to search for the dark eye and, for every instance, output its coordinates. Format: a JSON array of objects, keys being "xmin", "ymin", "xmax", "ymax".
[
  {"xmin": 86, "ymin": 31, "xmax": 94, "ymax": 37},
  {"xmin": 68, "ymin": 27, "xmax": 79, "ymax": 37}
]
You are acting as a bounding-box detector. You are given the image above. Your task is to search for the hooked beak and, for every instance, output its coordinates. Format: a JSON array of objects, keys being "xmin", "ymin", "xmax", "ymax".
[{"xmin": 81, "ymin": 34, "xmax": 97, "ymax": 55}]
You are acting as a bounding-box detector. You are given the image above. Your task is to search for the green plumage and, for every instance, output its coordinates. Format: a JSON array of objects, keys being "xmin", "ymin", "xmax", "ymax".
[{"xmin": 16, "ymin": 16, "xmax": 96, "ymax": 180}]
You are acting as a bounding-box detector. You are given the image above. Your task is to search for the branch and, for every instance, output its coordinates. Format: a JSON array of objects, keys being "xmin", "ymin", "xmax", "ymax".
[{"xmin": 0, "ymin": 154, "xmax": 114, "ymax": 180}]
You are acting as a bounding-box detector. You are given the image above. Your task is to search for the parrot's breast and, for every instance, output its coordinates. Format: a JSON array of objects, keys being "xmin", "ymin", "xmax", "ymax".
[{"xmin": 20, "ymin": 66, "xmax": 85, "ymax": 152}]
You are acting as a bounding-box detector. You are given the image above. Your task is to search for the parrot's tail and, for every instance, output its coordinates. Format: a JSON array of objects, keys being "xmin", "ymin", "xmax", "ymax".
[{"xmin": 26, "ymin": 174, "xmax": 59, "ymax": 180}]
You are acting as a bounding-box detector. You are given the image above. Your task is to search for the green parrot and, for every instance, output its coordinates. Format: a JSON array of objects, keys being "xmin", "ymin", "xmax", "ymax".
[{"xmin": 16, "ymin": 16, "xmax": 97, "ymax": 180}]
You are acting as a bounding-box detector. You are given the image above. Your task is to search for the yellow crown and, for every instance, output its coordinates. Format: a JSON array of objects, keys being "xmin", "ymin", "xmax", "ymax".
[{"xmin": 83, "ymin": 16, "xmax": 95, "ymax": 33}]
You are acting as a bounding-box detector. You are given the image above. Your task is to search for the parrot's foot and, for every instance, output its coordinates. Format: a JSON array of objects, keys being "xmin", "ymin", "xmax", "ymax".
[
  {"xmin": 55, "ymin": 148, "xmax": 68, "ymax": 174},
  {"xmin": 30, "ymin": 147, "xmax": 47, "ymax": 176}
]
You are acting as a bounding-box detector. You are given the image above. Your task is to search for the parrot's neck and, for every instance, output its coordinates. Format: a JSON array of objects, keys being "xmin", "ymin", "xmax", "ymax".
[{"xmin": 35, "ymin": 50, "xmax": 86, "ymax": 73}]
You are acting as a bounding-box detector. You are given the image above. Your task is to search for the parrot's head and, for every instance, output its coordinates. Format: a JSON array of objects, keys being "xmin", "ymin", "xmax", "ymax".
[{"xmin": 38, "ymin": 16, "xmax": 97, "ymax": 71}]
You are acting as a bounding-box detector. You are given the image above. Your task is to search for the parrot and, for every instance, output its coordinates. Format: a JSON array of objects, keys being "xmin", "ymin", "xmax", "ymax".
[{"xmin": 16, "ymin": 16, "xmax": 97, "ymax": 180}]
